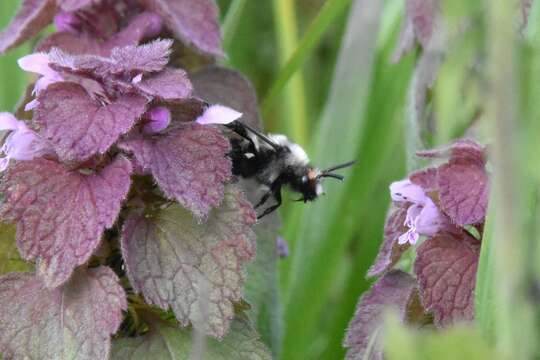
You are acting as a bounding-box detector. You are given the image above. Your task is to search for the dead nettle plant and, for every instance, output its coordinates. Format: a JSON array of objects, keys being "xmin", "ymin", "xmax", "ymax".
[
  {"xmin": 0, "ymin": 0, "xmax": 274, "ymax": 359},
  {"xmin": 343, "ymin": 1, "xmax": 533, "ymax": 359}
]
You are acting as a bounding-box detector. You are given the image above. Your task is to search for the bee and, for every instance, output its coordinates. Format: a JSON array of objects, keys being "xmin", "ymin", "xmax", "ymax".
[{"xmin": 226, "ymin": 120, "xmax": 356, "ymax": 219}]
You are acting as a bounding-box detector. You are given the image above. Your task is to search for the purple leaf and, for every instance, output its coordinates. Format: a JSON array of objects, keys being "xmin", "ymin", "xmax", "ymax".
[
  {"xmin": 35, "ymin": 82, "xmax": 147, "ymax": 163},
  {"xmin": 367, "ymin": 206, "xmax": 411, "ymax": 278},
  {"xmin": 417, "ymin": 139, "xmax": 489, "ymax": 225},
  {"xmin": 437, "ymin": 162, "xmax": 489, "ymax": 226},
  {"xmin": 119, "ymin": 123, "xmax": 232, "ymax": 218},
  {"xmin": 409, "ymin": 167, "xmax": 438, "ymax": 192},
  {"xmin": 104, "ymin": 12, "xmax": 164, "ymax": 51},
  {"xmin": 192, "ymin": 66, "xmax": 263, "ymax": 129},
  {"xmin": 59, "ymin": 0, "xmax": 98, "ymax": 11},
  {"xmin": 134, "ymin": 68, "xmax": 193, "ymax": 102},
  {"xmin": 120, "ymin": 187, "xmax": 256, "ymax": 338},
  {"xmin": 0, "ymin": 156, "xmax": 132, "ymax": 287},
  {"xmin": 414, "ymin": 231, "xmax": 480, "ymax": 327},
  {"xmin": 0, "ymin": 0, "xmax": 57, "ymax": 54},
  {"xmin": 0, "ymin": 266, "xmax": 126, "ymax": 359},
  {"xmin": 39, "ymin": 12, "xmax": 164, "ymax": 56},
  {"xmin": 37, "ymin": 32, "xmax": 103, "ymax": 55},
  {"xmin": 344, "ymin": 270, "xmax": 417, "ymax": 360},
  {"xmin": 140, "ymin": 0, "xmax": 223, "ymax": 56},
  {"xmin": 49, "ymin": 39, "xmax": 173, "ymax": 77}
]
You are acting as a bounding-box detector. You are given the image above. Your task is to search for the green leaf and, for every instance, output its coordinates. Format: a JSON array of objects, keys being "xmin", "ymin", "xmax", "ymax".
[
  {"xmin": 0, "ymin": 223, "xmax": 33, "ymax": 275},
  {"xmin": 384, "ymin": 314, "xmax": 502, "ymax": 360},
  {"xmin": 112, "ymin": 315, "xmax": 272, "ymax": 360}
]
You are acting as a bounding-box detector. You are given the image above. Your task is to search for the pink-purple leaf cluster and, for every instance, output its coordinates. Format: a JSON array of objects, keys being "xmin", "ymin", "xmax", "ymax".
[{"xmin": 345, "ymin": 139, "xmax": 490, "ymax": 359}]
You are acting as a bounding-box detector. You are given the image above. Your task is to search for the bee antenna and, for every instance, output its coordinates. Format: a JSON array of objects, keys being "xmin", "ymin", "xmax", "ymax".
[
  {"xmin": 322, "ymin": 160, "xmax": 357, "ymax": 173},
  {"xmin": 319, "ymin": 173, "xmax": 344, "ymax": 181}
]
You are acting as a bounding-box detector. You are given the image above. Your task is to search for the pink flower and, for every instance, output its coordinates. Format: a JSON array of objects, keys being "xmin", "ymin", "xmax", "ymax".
[
  {"xmin": 18, "ymin": 53, "xmax": 64, "ymax": 111},
  {"xmin": 0, "ymin": 113, "xmax": 51, "ymax": 170},
  {"xmin": 195, "ymin": 104, "xmax": 242, "ymax": 125},
  {"xmin": 390, "ymin": 179, "xmax": 442, "ymax": 245},
  {"xmin": 142, "ymin": 106, "xmax": 171, "ymax": 134}
]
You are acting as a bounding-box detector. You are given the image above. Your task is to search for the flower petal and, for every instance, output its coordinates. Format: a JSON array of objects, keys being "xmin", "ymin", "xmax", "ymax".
[
  {"xmin": 390, "ymin": 179, "xmax": 428, "ymax": 204},
  {"xmin": 0, "ymin": 113, "xmax": 21, "ymax": 131},
  {"xmin": 18, "ymin": 53, "xmax": 52, "ymax": 76},
  {"xmin": 142, "ymin": 106, "xmax": 171, "ymax": 134},
  {"xmin": 415, "ymin": 199, "xmax": 442, "ymax": 236},
  {"xmin": 195, "ymin": 104, "xmax": 242, "ymax": 125}
]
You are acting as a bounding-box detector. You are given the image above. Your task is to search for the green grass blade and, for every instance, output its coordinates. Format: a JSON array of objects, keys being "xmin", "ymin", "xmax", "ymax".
[
  {"xmin": 279, "ymin": 0, "xmax": 391, "ymax": 357},
  {"xmin": 261, "ymin": 0, "xmax": 351, "ymax": 119},
  {"xmin": 271, "ymin": 0, "xmax": 308, "ymax": 145},
  {"xmin": 0, "ymin": 1, "xmax": 30, "ymax": 112},
  {"xmin": 222, "ymin": 0, "xmax": 248, "ymax": 53}
]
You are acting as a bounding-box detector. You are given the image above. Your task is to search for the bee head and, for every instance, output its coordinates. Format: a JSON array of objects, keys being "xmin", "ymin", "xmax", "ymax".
[{"xmin": 297, "ymin": 160, "xmax": 357, "ymax": 202}]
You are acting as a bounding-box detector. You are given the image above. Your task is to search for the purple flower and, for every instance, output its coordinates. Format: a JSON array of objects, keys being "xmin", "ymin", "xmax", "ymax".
[
  {"xmin": 276, "ymin": 236, "xmax": 289, "ymax": 258},
  {"xmin": 195, "ymin": 104, "xmax": 242, "ymax": 125},
  {"xmin": 18, "ymin": 53, "xmax": 64, "ymax": 110},
  {"xmin": 142, "ymin": 106, "xmax": 171, "ymax": 134},
  {"xmin": 390, "ymin": 179, "xmax": 442, "ymax": 245},
  {"xmin": 0, "ymin": 113, "xmax": 51, "ymax": 171}
]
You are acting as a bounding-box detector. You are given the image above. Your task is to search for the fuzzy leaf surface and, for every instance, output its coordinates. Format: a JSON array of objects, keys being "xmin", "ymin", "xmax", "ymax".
[
  {"xmin": 36, "ymin": 82, "xmax": 147, "ymax": 163},
  {"xmin": 344, "ymin": 270, "xmax": 417, "ymax": 360},
  {"xmin": 367, "ymin": 206, "xmax": 411, "ymax": 278},
  {"xmin": 112, "ymin": 316, "xmax": 271, "ymax": 359},
  {"xmin": 135, "ymin": 68, "xmax": 192, "ymax": 102},
  {"xmin": 0, "ymin": 0, "xmax": 56, "ymax": 53},
  {"xmin": 414, "ymin": 231, "xmax": 480, "ymax": 327},
  {"xmin": 0, "ymin": 267, "xmax": 126, "ymax": 359},
  {"xmin": 0, "ymin": 156, "xmax": 132, "ymax": 287},
  {"xmin": 139, "ymin": 0, "xmax": 222, "ymax": 56},
  {"xmin": 49, "ymin": 39, "xmax": 173, "ymax": 77},
  {"xmin": 119, "ymin": 123, "xmax": 231, "ymax": 218},
  {"xmin": 121, "ymin": 187, "xmax": 256, "ymax": 338}
]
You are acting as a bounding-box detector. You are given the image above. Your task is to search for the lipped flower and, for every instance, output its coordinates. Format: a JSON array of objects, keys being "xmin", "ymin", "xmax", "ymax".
[
  {"xmin": 142, "ymin": 106, "xmax": 171, "ymax": 134},
  {"xmin": 18, "ymin": 53, "xmax": 64, "ymax": 110},
  {"xmin": 0, "ymin": 113, "xmax": 51, "ymax": 171},
  {"xmin": 390, "ymin": 179, "xmax": 442, "ymax": 245}
]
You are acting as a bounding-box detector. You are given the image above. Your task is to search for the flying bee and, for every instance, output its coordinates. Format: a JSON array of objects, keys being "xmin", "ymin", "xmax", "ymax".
[{"xmin": 225, "ymin": 120, "xmax": 356, "ymax": 219}]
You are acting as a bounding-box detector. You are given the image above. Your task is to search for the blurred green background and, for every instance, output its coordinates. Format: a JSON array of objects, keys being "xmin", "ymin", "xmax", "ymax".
[{"xmin": 2, "ymin": 0, "xmax": 540, "ymax": 359}]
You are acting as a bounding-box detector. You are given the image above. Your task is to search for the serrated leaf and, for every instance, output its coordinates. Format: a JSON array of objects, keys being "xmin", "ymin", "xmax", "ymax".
[
  {"xmin": 120, "ymin": 187, "xmax": 256, "ymax": 338},
  {"xmin": 0, "ymin": 223, "xmax": 33, "ymax": 275},
  {"xmin": 49, "ymin": 39, "xmax": 173, "ymax": 77},
  {"xmin": 0, "ymin": 0, "xmax": 56, "ymax": 54},
  {"xmin": 139, "ymin": 0, "xmax": 223, "ymax": 56},
  {"xmin": 437, "ymin": 162, "xmax": 488, "ymax": 225},
  {"xmin": 414, "ymin": 231, "xmax": 480, "ymax": 327},
  {"xmin": 0, "ymin": 266, "xmax": 126, "ymax": 360},
  {"xmin": 112, "ymin": 316, "xmax": 271, "ymax": 360},
  {"xmin": 368, "ymin": 205, "xmax": 411, "ymax": 278},
  {"xmin": 0, "ymin": 156, "xmax": 132, "ymax": 288},
  {"xmin": 119, "ymin": 123, "xmax": 231, "ymax": 218},
  {"xmin": 35, "ymin": 82, "xmax": 147, "ymax": 163},
  {"xmin": 135, "ymin": 68, "xmax": 192, "ymax": 102},
  {"xmin": 192, "ymin": 66, "xmax": 262, "ymax": 129},
  {"xmin": 344, "ymin": 270, "xmax": 417, "ymax": 360}
]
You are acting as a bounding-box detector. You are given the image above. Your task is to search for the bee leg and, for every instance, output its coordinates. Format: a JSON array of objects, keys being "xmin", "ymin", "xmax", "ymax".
[
  {"xmin": 257, "ymin": 187, "xmax": 282, "ymax": 219},
  {"xmin": 255, "ymin": 190, "xmax": 273, "ymax": 209}
]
